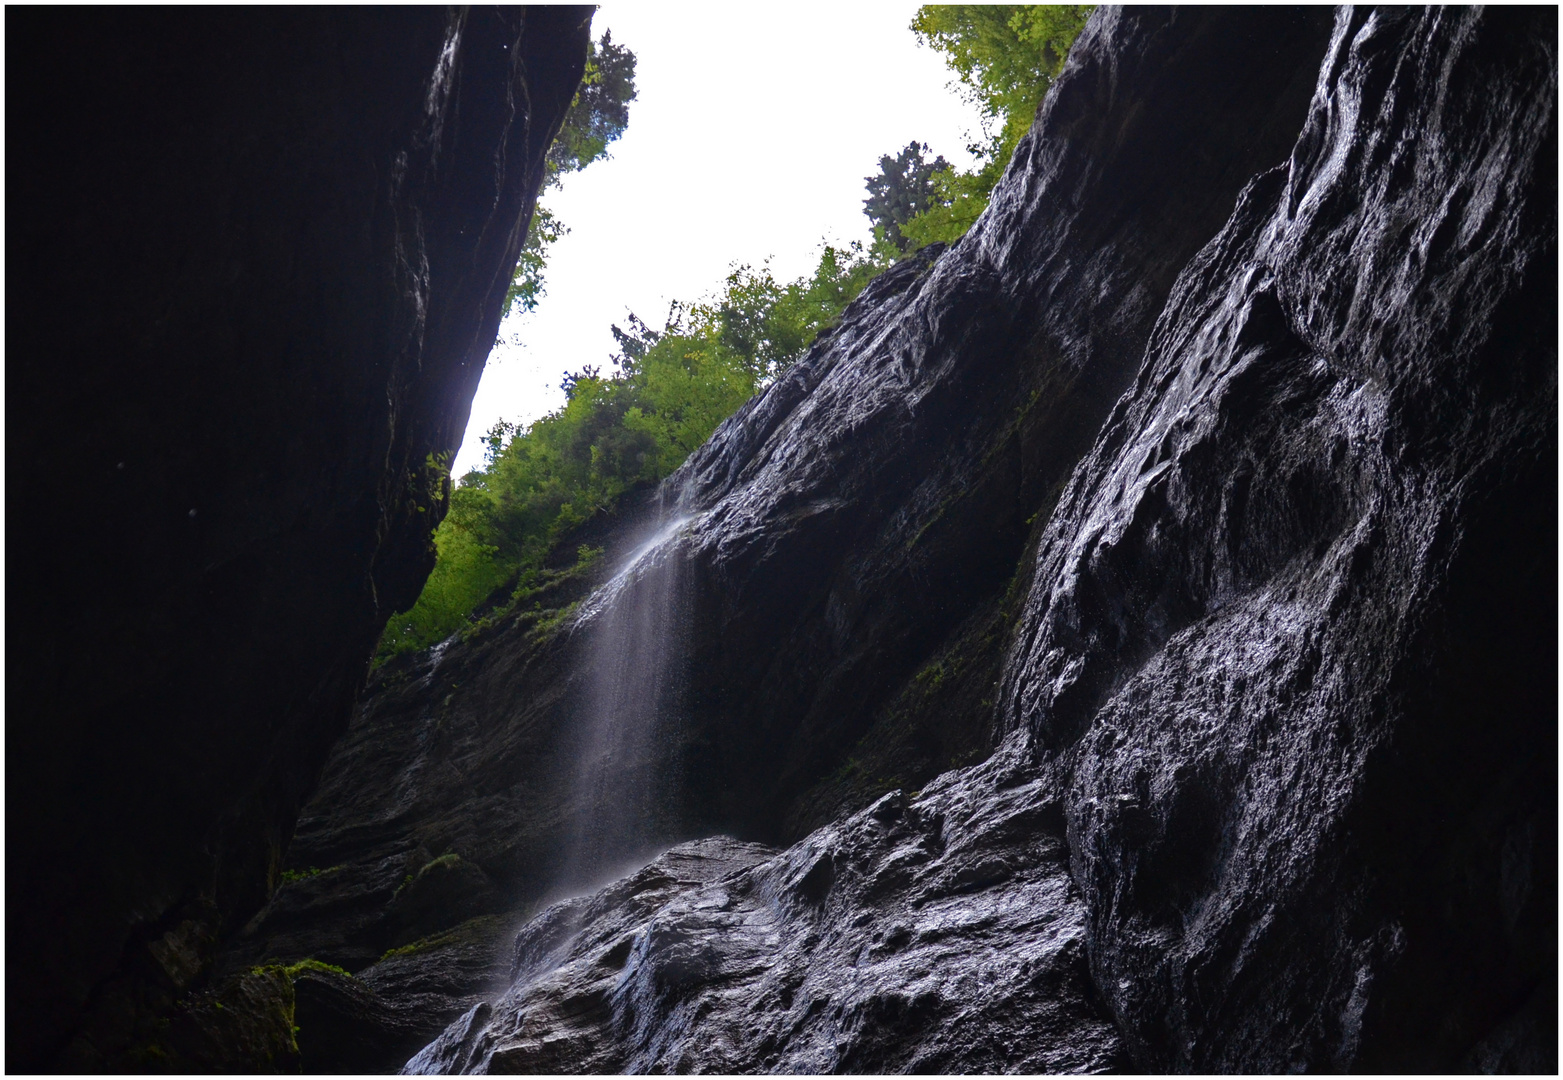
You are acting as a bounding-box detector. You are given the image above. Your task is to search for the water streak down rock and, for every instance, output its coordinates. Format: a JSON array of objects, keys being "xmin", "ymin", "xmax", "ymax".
[
  {"xmin": 562, "ymin": 510, "xmax": 698, "ymax": 888},
  {"xmin": 401, "ymin": 6, "xmax": 1554, "ymax": 1073}
]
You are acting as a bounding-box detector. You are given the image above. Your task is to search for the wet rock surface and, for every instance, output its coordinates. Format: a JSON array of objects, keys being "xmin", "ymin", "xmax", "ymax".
[
  {"xmin": 6, "ymin": 7, "xmax": 591, "ymax": 1070},
  {"xmin": 1004, "ymin": 7, "xmax": 1556, "ymax": 1069},
  {"xmin": 397, "ymin": 5, "xmax": 1553, "ymax": 1074},
  {"xmin": 406, "ymin": 783, "xmax": 1124, "ymax": 1075},
  {"xmin": 193, "ymin": 4, "xmax": 1552, "ymax": 1073},
  {"xmin": 672, "ymin": 6, "xmax": 1342, "ymax": 841}
]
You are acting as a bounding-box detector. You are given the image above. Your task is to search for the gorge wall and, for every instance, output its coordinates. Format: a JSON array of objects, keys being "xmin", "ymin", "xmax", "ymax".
[
  {"xmin": 6, "ymin": 8, "xmax": 592, "ymax": 1070},
  {"xmin": 254, "ymin": 6, "xmax": 1554, "ymax": 1073},
  {"xmin": 12, "ymin": 4, "xmax": 1554, "ymax": 1075}
]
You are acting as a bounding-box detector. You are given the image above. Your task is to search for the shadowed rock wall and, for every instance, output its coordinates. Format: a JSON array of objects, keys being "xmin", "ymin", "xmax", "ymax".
[{"xmin": 5, "ymin": 7, "xmax": 591, "ymax": 1069}]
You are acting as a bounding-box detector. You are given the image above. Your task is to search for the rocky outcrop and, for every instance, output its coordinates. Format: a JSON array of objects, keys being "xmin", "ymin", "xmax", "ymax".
[
  {"xmin": 180, "ymin": 4, "xmax": 1554, "ymax": 1073},
  {"xmin": 406, "ymin": 787, "xmax": 1122, "ymax": 1074},
  {"xmin": 6, "ymin": 8, "xmax": 591, "ymax": 1070},
  {"xmin": 672, "ymin": 7, "xmax": 1343, "ymax": 841},
  {"xmin": 401, "ymin": 5, "xmax": 1554, "ymax": 1074},
  {"xmin": 211, "ymin": 10, "xmax": 1347, "ymax": 1070},
  {"xmin": 1004, "ymin": 7, "xmax": 1557, "ymax": 1069}
]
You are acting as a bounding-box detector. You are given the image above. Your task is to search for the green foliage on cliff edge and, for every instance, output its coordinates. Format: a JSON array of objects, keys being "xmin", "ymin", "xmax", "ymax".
[
  {"xmin": 864, "ymin": 141, "xmax": 952, "ymax": 256},
  {"xmin": 378, "ymin": 9, "xmax": 1092, "ymax": 662},
  {"xmin": 506, "ymin": 31, "xmax": 638, "ymax": 317},
  {"xmin": 378, "ymin": 243, "xmax": 885, "ymax": 661},
  {"xmin": 892, "ymin": 5, "xmax": 1092, "ymax": 250}
]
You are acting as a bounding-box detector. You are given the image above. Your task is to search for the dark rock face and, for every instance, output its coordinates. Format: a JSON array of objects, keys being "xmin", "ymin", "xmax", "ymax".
[
  {"xmin": 184, "ymin": 4, "xmax": 1553, "ymax": 1073},
  {"xmin": 1010, "ymin": 8, "xmax": 1558, "ymax": 1068},
  {"xmin": 284, "ymin": 914, "xmax": 518, "ymax": 1075},
  {"xmin": 398, "ymin": 5, "xmax": 1554, "ymax": 1074},
  {"xmin": 207, "ymin": 529, "xmax": 655, "ymax": 1069},
  {"xmin": 406, "ymin": 783, "xmax": 1123, "ymax": 1074},
  {"xmin": 674, "ymin": 6, "xmax": 1343, "ymax": 841},
  {"xmin": 6, "ymin": 7, "xmax": 591, "ymax": 1070}
]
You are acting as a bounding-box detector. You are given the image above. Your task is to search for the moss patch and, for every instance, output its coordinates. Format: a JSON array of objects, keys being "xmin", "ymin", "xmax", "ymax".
[
  {"xmin": 278, "ymin": 864, "xmax": 343, "ymax": 885},
  {"xmin": 281, "ymin": 958, "xmax": 356, "ymax": 981},
  {"xmin": 376, "ymin": 914, "xmax": 509, "ymax": 964}
]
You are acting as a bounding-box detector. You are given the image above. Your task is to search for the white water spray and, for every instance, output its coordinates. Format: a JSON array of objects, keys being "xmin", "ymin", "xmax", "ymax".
[{"xmin": 553, "ymin": 498, "xmax": 699, "ymax": 892}]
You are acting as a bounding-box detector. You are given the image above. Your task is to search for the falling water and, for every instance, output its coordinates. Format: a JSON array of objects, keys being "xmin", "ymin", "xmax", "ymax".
[{"xmin": 552, "ymin": 496, "xmax": 697, "ymax": 893}]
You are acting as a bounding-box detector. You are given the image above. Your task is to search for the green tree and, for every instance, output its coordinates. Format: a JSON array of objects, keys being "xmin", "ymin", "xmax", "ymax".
[
  {"xmin": 863, "ymin": 141, "xmax": 951, "ymax": 256},
  {"xmin": 505, "ymin": 31, "xmax": 638, "ymax": 318},
  {"xmin": 896, "ymin": 5, "xmax": 1092, "ymax": 250},
  {"xmin": 705, "ymin": 244, "xmax": 884, "ymax": 386},
  {"xmin": 504, "ymin": 205, "xmax": 566, "ymax": 318},
  {"xmin": 547, "ymin": 30, "xmax": 637, "ymax": 176}
]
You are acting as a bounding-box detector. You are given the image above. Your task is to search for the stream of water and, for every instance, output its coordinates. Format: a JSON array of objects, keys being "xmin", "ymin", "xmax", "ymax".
[{"xmin": 552, "ymin": 501, "xmax": 697, "ymax": 893}]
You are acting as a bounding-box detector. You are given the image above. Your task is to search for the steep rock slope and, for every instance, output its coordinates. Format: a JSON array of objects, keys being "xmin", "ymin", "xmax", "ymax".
[
  {"xmin": 1007, "ymin": 8, "xmax": 1557, "ymax": 1068},
  {"xmin": 409, "ymin": 4, "xmax": 1555, "ymax": 1073},
  {"xmin": 211, "ymin": 9, "xmax": 1343, "ymax": 1069},
  {"xmin": 6, "ymin": 8, "xmax": 591, "ymax": 1070},
  {"xmin": 409, "ymin": 781, "xmax": 1123, "ymax": 1074},
  {"xmin": 673, "ymin": 6, "xmax": 1339, "ymax": 839}
]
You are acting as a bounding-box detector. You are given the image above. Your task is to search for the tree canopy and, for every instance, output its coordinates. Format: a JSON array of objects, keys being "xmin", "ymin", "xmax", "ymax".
[
  {"xmin": 505, "ymin": 31, "xmax": 638, "ymax": 319},
  {"xmin": 547, "ymin": 30, "xmax": 637, "ymax": 177},
  {"xmin": 892, "ymin": 5, "xmax": 1092, "ymax": 250},
  {"xmin": 864, "ymin": 142, "xmax": 951, "ymax": 256}
]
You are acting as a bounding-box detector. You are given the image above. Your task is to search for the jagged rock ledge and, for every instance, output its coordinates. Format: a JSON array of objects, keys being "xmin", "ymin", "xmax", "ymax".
[{"xmin": 407, "ymin": 760, "xmax": 1121, "ymax": 1074}]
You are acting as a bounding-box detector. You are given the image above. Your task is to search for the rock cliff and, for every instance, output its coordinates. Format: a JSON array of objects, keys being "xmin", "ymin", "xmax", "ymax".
[
  {"xmin": 28, "ymin": 3, "xmax": 1552, "ymax": 1073},
  {"xmin": 6, "ymin": 8, "xmax": 591, "ymax": 1070},
  {"xmin": 400, "ymin": 6, "xmax": 1554, "ymax": 1073},
  {"xmin": 216, "ymin": 8, "xmax": 1354, "ymax": 1069},
  {"xmin": 1005, "ymin": 8, "xmax": 1556, "ymax": 1068}
]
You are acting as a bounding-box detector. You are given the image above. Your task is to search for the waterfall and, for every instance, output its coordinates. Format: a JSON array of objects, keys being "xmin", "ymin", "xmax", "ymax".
[{"xmin": 553, "ymin": 498, "xmax": 697, "ymax": 893}]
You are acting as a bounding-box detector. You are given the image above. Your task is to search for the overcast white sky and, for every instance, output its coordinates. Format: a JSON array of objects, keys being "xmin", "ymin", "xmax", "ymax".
[{"xmin": 454, "ymin": 3, "xmax": 988, "ymax": 477}]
